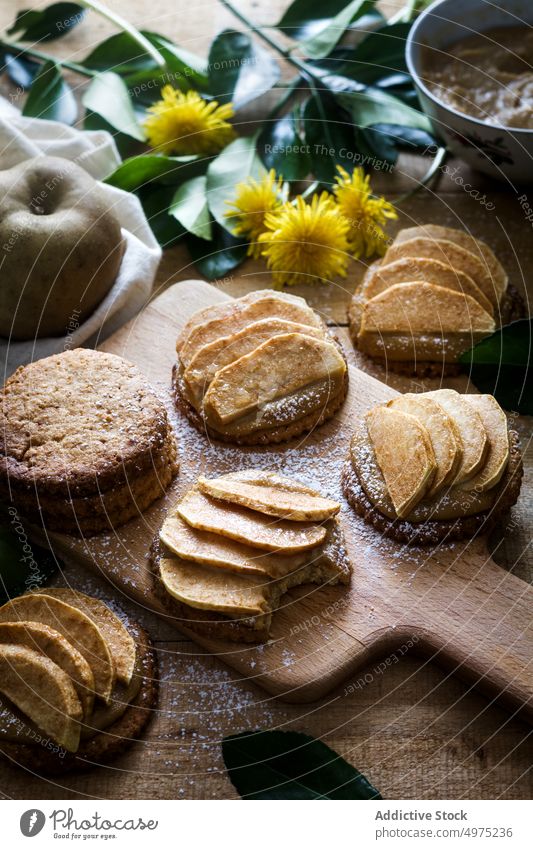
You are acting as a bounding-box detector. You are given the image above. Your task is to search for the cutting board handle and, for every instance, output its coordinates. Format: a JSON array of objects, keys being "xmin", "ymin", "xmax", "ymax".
[{"xmin": 404, "ymin": 550, "xmax": 533, "ymax": 720}]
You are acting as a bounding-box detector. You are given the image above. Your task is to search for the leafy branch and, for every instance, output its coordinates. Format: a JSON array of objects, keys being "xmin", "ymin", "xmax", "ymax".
[{"xmin": 0, "ymin": 0, "xmax": 445, "ymax": 278}]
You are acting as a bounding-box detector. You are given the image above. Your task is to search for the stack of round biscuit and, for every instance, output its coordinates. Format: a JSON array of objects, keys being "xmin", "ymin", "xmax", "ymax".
[{"xmin": 0, "ymin": 349, "xmax": 178, "ymax": 535}]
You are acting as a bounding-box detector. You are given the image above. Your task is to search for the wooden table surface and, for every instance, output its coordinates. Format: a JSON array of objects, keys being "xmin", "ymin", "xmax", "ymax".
[{"xmin": 0, "ymin": 0, "xmax": 531, "ymax": 800}]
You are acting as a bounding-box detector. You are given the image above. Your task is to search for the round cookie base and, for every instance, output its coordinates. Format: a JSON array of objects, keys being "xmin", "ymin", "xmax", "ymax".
[
  {"xmin": 149, "ymin": 538, "xmax": 270, "ymax": 643},
  {"xmin": 0, "ymin": 622, "xmax": 158, "ymax": 775},
  {"xmin": 347, "ymin": 283, "xmax": 526, "ymax": 379},
  {"xmin": 172, "ymin": 341, "xmax": 349, "ymax": 447},
  {"xmin": 341, "ymin": 429, "xmax": 523, "ymax": 546}
]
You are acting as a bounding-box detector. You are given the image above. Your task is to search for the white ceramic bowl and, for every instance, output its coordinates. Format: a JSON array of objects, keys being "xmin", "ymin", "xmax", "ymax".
[{"xmin": 406, "ymin": 0, "xmax": 533, "ymax": 184}]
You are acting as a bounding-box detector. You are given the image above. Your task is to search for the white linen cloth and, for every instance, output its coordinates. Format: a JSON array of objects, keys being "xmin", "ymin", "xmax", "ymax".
[{"xmin": 0, "ymin": 96, "xmax": 161, "ymax": 377}]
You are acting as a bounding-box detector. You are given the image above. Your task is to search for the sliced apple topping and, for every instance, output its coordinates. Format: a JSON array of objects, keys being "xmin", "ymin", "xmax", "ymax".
[
  {"xmin": 357, "ymin": 390, "xmax": 512, "ymax": 523},
  {"xmin": 197, "ymin": 474, "xmax": 339, "ymax": 521},
  {"xmin": 0, "ymin": 644, "xmax": 83, "ymax": 751},
  {"xmin": 388, "ymin": 395, "xmax": 462, "ymax": 496},
  {"xmin": 183, "ymin": 318, "xmax": 324, "ymax": 405},
  {"xmin": 0, "ymin": 594, "xmax": 115, "ymax": 703},
  {"xmin": 459, "ymin": 395, "xmax": 510, "ymax": 492},
  {"xmin": 177, "ymin": 489, "xmax": 327, "ymax": 552},
  {"xmin": 360, "ymin": 282, "xmax": 495, "ymax": 336},
  {"xmin": 0, "ymin": 621, "xmax": 94, "ymax": 718},
  {"xmin": 383, "ymin": 237, "xmax": 497, "ymax": 307},
  {"xmin": 179, "ymin": 292, "xmax": 323, "ymax": 367},
  {"xmin": 366, "ymin": 406, "xmax": 436, "ymax": 518},
  {"xmin": 203, "ymin": 333, "xmax": 346, "ymax": 426},
  {"xmin": 177, "ymin": 290, "xmax": 304, "ymax": 353},
  {"xmin": 393, "ymin": 224, "xmax": 507, "ymax": 303},
  {"xmin": 160, "ymin": 512, "xmax": 309, "ymax": 577},
  {"xmin": 159, "ymin": 555, "xmax": 271, "ymax": 617},
  {"xmin": 362, "ymin": 256, "xmax": 493, "ymax": 315},
  {"xmin": 33, "ymin": 589, "xmax": 136, "ymax": 686},
  {"xmin": 424, "ymin": 389, "xmax": 489, "ymax": 484}
]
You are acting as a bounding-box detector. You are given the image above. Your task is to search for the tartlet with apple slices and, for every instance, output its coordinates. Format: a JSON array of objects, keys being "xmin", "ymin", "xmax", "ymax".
[
  {"xmin": 151, "ymin": 470, "xmax": 351, "ymax": 642},
  {"xmin": 0, "ymin": 589, "xmax": 158, "ymax": 775},
  {"xmin": 348, "ymin": 224, "xmax": 524, "ymax": 377},
  {"xmin": 173, "ymin": 290, "xmax": 348, "ymax": 445},
  {"xmin": 342, "ymin": 390, "xmax": 523, "ymax": 544},
  {"xmin": 0, "ymin": 348, "xmax": 178, "ymax": 536}
]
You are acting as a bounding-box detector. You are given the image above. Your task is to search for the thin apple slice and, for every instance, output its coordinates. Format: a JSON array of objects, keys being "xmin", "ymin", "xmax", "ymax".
[
  {"xmin": 0, "ymin": 621, "xmax": 94, "ymax": 718},
  {"xmin": 159, "ymin": 554, "xmax": 271, "ymax": 617},
  {"xmin": 34, "ymin": 589, "xmax": 135, "ymax": 686},
  {"xmin": 203, "ymin": 333, "xmax": 346, "ymax": 426},
  {"xmin": 0, "ymin": 644, "xmax": 82, "ymax": 751},
  {"xmin": 393, "ymin": 225, "xmax": 507, "ymax": 303},
  {"xmin": 177, "ymin": 489, "xmax": 327, "ymax": 552},
  {"xmin": 383, "ymin": 237, "xmax": 498, "ymax": 307},
  {"xmin": 361, "ymin": 282, "xmax": 495, "ymax": 335},
  {"xmin": 459, "ymin": 395, "xmax": 509, "ymax": 492},
  {"xmin": 0, "ymin": 594, "xmax": 115, "ymax": 703},
  {"xmin": 366, "ymin": 406, "xmax": 436, "ymax": 518},
  {"xmin": 183, "ymin": 318, "xmax": 324, "ymax": 405},
  {"xmin": 363, "ymin": 257, "xmax": 493, "ymax": 315},
  {"xmin": 160, "ymin": 512, "xmax": 309, "ymax": 576},
  {"xmin": 223, "ymin": 470, "xmax": 320, "ymax": 491},
  {"xmin": 179, "ymin": 292, "xmax": 323, "ymax": 367},
  {"xmin": 388, "ymin": 395, "xmax": 462, "ymax": 497},
  {"xmin": 424, "ymin": 388, "xmax": 489, "ymax": 484},
  {"xmin": 197, "ymin": 474, "xmax": 339, "ymax": 521},
  {"xmin": 177, "ymin": 290, "xmax": 290, "ymax": 353}
]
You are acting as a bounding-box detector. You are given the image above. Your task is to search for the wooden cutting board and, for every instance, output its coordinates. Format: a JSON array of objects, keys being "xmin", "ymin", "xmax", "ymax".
[{"xmin": 32, "ymin": 280, "xmax": 533, "ymax": 715}]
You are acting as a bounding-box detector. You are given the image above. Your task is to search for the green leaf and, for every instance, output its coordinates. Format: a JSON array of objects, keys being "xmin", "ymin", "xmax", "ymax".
[
  {"xmin": 0, "ymin": 522, "xmax": 59, "ymax": 605},
  {"xmin": 353, "ymin": 123, "xmax": 437, "ymax": 166},
  {"xmin": 83, "ymin": 111, "xmax": 139, "ymax": 159},
  {"xmin": 300, "ymin": 0, "xmax": 377, "ymax": 60},
  {"xmin": 258, "ymin": 112, "xmax": 311, "ymax": 181},
  {"xmin": 8, "ymin": 3, "xmax": 84, "ymax": 42},
  {"xmin": 278, "ymin": 0, "xmax": 361, "ymax": 41},
  {"xmin": 105, "ymin": 154, "xmax": 204, "ymax": 191},
  {"xmin": 22, "ymin": 60, "xmax": 77, "ymax": 124},
  {"xmin": 82, "ymin": 71, "xmax": 145, "ymax": 141},
  {"xmin": 2, "ymin": 53, "xmax": 40, "ymax": 89},
  {"xmin": 308, "ymin": 22, "xmax": 411, "ymax": 81},
  {"xmin": 206, "ymin": 136, "xmax": 265, "ymax": 230},
  {"xmin": 186, "ymin": 224, "xmax": 247, "ymax": 280},
  {"xmin": 459, "ymin": 319, "xmax": 533, "ymax": 414},
  {"xmin": 208, "ymin": 30, "xmax": 280, "ymax": 109},
  {"xmin": 223, "ymin": 731, "xmax": 383, "ymax": 800},
  {"xmin": 138, "ymin": 184, "xmax": 185, "ymax": 248},
  {"xmin": 302, "ymin": 91, "xmax": 356, "ymax": 183},
  {"xmin": 336, "ymin": 86, "xmax": 432, "ymax": 131},
  {"xmin": 170, "ymin": 175, "xmax": 212, "ymax": 240},
  {"xmin": 83, "ymin": 31, "xmax": 157, "ymax": 74},
  {"xmin": 147, "ymin": 33, "xmax": 209, "ymax": 90}
]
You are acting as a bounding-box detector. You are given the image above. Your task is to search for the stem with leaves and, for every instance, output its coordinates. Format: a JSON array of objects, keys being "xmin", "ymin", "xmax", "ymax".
[
  {"xmin": 77, "ymin": 0, "xmax": 165, "ymax": 67},
  {"xmin": 219, "ymin": 0, "xmax": 324, "ymax": 80},
  {"xmin": 0, "ymin": 37, "xmax": 97, "ymax": 77},
  {"xmin": 0, "ymin": 0, "xmax": 165, "ymax": 78},
  {"xmin": 219, "ymin": 0, "xmax": 326, "ymax": 130}
]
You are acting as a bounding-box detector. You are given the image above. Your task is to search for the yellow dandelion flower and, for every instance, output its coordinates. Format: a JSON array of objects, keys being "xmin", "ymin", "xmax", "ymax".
[
  {"xmin": 333, "ymin": 165, "xmax": 397, "ymax": 258},
  {"xmin": 143, "ymin": 87, "xmax": 236, "ymax": 156},
  {"xmin": 225, "ymin": 169, "xmax": 285, "ymax": 259},
  {"xmin": 258, "ymin": 192, "xmax": 350, "ymax": 288}
]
